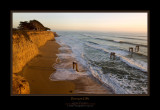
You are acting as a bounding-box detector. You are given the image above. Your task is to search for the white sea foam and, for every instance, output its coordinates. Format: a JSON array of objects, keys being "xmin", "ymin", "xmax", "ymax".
[
  {"xmin": 51, "ymin": 37, "xmax": 88, "ymax": 81},
  {"xmin": 50, "ymin": 69, "xmax": 87, "ymax": 81},
  {"xmin": 85, "ymin": 43, "xmax": 147, "ymax": 72},
  {"xmin": 56, "ymin": 53, "xmax": 74, "ymax": 58},
  {"xmin": 88, "ymin": 65, "xmax": 148, "ymax": 94},
  {"xmin": 114, "ymin": 40, "xmax": 123, "ymax": 43},
  {"xmin": 117, "ymin": 55, "xmax": 147, "ymax": 72},
  {"xmin": 88, "ymin": 66, "xmax": 127, "ymax": 94},
  {"xmin": 55, "ymin": 32, "xmax": 148, "ymax": 94},
  {"xmin": 107, "ymin": 73, "xmax": 148, "ymax": 94}
]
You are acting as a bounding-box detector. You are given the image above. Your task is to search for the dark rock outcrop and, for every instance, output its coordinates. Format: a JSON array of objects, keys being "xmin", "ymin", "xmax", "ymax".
[{"xmin": 53, "ymin": 32, "xmax": 59, "ymax": 37}]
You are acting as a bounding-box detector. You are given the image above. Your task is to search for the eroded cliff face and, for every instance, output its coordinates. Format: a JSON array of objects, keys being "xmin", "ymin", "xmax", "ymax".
[
  {"xmin": 12, "ymin": 74, "xmax": 30, "ymax": 94},
  {"xmin": 12, "ymin": 31, "xmax": 54, "ymax": 73},
  {"xmin": 27, "ymin": 31, "xmax": 55, "ymax": 47},
  {"xmin": 12, "ymin": 30, "xmax": 55, "ymax": 94}
]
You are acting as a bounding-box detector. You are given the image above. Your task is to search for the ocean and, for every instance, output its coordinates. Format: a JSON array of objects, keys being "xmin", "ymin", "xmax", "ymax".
[{"xmin": 53, "ymin": 31, "xmax": 148, "ymax": 94}]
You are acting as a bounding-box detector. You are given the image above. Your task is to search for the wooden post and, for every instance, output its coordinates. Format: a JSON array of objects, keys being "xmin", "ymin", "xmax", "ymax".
[
  {"xmin": 110, "ymin": 52, "xmax": 115, "ymax": 60},
  {"xmin": 75, "ymin": 63, "xmax": 79, "ymax": 72},
  {"xmin": 73, "ymin": 61, "xmax": 79, "ymax": 72},
  {"xmin": 135, "ymin": 45, "xmax": 139, "ymax": 52},
  {"xmin": 129, "ymin": 47, "xmax": 133, "ymax": 56},
  {"xmin": 73, "ymin": 62, "xmax": 75, "ymax": 70}
]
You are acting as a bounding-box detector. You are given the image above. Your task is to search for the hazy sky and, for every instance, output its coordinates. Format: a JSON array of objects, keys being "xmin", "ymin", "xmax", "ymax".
[{"xmin": 13, "ymin": 12, "xmax": 147, "ymax": 33}]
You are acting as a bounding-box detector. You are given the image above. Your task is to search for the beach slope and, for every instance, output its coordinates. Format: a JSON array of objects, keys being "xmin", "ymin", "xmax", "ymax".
[{"xmin": 19, "ymin": 39, "xmax": 75, "ymax": 94}]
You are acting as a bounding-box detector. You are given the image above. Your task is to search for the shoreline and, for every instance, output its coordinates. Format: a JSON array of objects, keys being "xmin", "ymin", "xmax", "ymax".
[
  {"xmin": 49, "ymin": 39, "xmax": 113, "ymax": 94},
  {"xmin": 19, "ymin": 38, "xmax": 112, "ymax": 94},
  {"xmin": 18, "ymin": 39, "xmax": 75, "ymax": 94}
]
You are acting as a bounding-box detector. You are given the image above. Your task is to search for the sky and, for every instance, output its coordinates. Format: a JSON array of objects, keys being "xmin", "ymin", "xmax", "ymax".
[{"xmin": 13, "ymin": 12, "xmax": 147, "ymax": 33}]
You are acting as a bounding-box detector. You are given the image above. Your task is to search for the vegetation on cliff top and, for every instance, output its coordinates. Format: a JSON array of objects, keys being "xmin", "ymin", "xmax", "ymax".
[
  {"xmin": 12, "ymin": 19, "xmax": 60, "ymax": 39},
  {"xmin": 16, "ymin": 19, "xmax": 51, "ymax": 31}
]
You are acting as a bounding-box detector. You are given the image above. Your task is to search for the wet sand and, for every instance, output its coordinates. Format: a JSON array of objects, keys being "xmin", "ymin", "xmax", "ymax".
[
  {"xmin": 19, "ymin": 39, "xmax": 75, "ymax": 94},
  {"xmin": 19, "ymin": 39, "xmax": 112, "ymax": 94}
]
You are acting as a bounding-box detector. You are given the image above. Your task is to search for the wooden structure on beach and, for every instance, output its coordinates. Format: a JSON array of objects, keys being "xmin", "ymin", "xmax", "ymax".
[
  {"xmin": 110, "ymin": 52, "xmax": 116, "ymax": 60},
  {"xmin": 73, "ymin": 61, "xmax": 79, "ymax": 72}
]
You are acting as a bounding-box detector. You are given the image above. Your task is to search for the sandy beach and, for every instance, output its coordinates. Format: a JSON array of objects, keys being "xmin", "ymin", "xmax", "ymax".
[{"xmin": 18, "ymin": 39, "xmax": 112, "ymax": 94}]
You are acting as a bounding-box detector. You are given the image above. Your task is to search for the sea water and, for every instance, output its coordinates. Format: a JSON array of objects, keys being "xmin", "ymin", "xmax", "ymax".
[{"xmin": 54, "ymin": 31, "xmax": 148, "ymax": 94}]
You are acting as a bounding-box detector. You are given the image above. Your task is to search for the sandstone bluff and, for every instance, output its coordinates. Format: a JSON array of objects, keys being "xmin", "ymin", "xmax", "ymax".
[{"xmin": 12, "ymin": 30, "xmax": 58, "ymax": 94}]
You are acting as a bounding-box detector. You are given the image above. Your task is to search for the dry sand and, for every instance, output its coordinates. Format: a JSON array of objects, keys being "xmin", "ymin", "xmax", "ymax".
[{"xmin": 19, "ymin": 39, "xmax": 112, "ymax": 94}]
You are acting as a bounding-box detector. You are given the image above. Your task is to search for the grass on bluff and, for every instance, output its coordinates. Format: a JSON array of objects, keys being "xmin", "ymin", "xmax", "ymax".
[
  {"xmin": 12, "ymin": 29, "xmax": 36, "ymax": 41},
  {"xmin": 13, "ymin": 28, "xmax": 33, "ymax": 34}
]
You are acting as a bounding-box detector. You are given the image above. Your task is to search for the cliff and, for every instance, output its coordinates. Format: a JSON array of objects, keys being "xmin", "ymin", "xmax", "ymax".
[
  {"xmin": 12, "ymin": 73, "xmax": 30, "ymax": 94},
  {"xmin": 12, "ymin": 31, "xmax": 54, "ymax": 73},
  {"xmin": 12, "ymin": 30, "xmax": 55, "ymax": 94}
]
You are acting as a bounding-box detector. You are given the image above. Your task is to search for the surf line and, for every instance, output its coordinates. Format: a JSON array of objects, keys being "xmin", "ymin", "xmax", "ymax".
[{"xmin": 86, "ymin": 43, "xmax": 147, "ymax": 72}]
